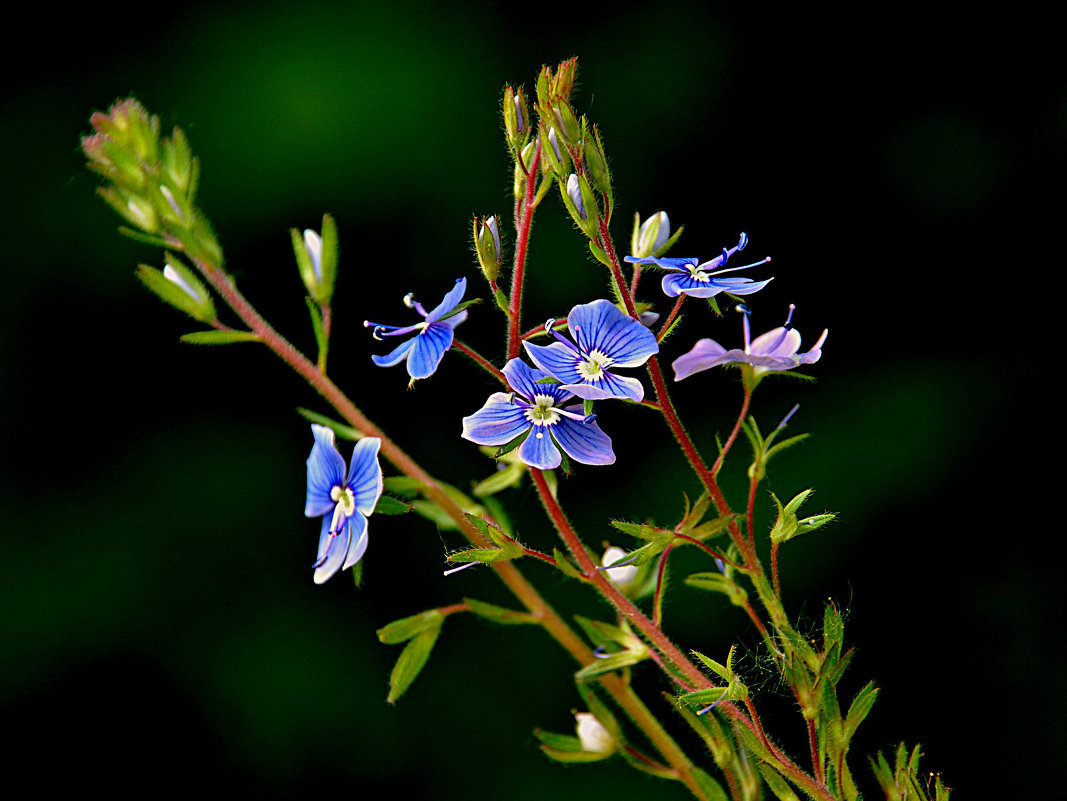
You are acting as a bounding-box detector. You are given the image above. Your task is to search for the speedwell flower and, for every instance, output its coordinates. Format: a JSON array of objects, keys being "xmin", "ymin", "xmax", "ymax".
[
  {"xmin": 365, "ymin": 277, "xmax": 468, "ymax": 381},
  {"xmin": 523, "ymin": 299, "xmax": 659, "ymax": 402},
  {"xmin": 305, "ymin": 424, "xmax": 383, "ymax": 584},
  {"xmin": 461, "ymin": 359, "xmax": 615, "ymax": 470},
  {"xmin": 625, "ymin": 232, "xmax": 772, "ymax": 299},
  {"xmin": 673, "ymin": 304, "xmax": 827, "ymax": 382}
]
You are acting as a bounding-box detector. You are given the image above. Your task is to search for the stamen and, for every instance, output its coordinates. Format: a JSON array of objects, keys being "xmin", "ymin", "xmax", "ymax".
[
  {"xmin": 775, "ymin": 403, "xmax": 800, "ymax": 432},
  {"xmin": 737, "ymin": 231, "xmax": 749, "ymax": 251},
  {"xmin": 783, "ymin": 303, "xmax": 796, "ymax": 329},
  {"xmin": 736, "ymin": 304, "xmax": 752, "ymax": 352},
  {"xmin": 707, "ymin": 256, "xmax": 772, "ymax": 277},
  {"xmin": 443, "ymin": 561, "xmax": 479, "ymax": 577}
]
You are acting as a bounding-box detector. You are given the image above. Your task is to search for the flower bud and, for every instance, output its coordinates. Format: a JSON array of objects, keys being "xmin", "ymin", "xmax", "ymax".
[
  {"xmin": 292, "ymin": 213, "xmax": 338, "ymax": 304},
  {"xmin": 136, "ymin": 253, "xmax": 216, "ymax": 323},
  {"xmin": 562, "ymin": 173, "xmax": 598, "ymax": 237},
  {"xmin": 631, "ymin": 211, "xmax": 671, "ymax": 258},
  {"xmin": 582, "ymin": 137, "xmax": 610, "ymax": 196},
  {"xmin": 540, "ymin": 125, "xmax": 571, "ymax": 177},
  {"xmin": 601, "ymin": 546, "xmax": 638, "ymax": 590},
  {"xmin": 503, "ymin": 85, "xmax": 529, "ymax": 150},
  {"xmin": 513, "ymin": 140, "xmax": 537, "ymax": 199},
  {"xmin": 473, "ymin": 214, "xmax": 501, "ymax": 283},
  {"xmin": 575, "ymin": 712, "xmax": 615, "ymax": 754}
]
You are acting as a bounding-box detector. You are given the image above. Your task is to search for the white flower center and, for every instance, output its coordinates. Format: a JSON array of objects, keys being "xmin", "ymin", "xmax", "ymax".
[
  {"xmin": 689, "ymin": 266, "xmax": 712, "ymax": 283},
  {"xmin": 525, "ymin": 394, "xmax": 561, "ymax": 428},
  {"xmin": 329, "ymin": 485, "xmax": 356, "ymax": 533},
  {"xmin": 578, "ymin": 349, "xmax": 613, "ymax": 380}
]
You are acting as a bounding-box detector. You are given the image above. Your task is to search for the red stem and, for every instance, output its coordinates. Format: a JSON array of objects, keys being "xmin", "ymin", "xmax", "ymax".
[
  {"xmin": 507, "ymin": 140, "xmax": 542, "ymax": 360},
  {"xmin": 656, "ymin": 294, "xmax": 686, "ymax": 342},
  {"xmin": 452, "ymin": 339, "xmax": 506, "ymax": 385}
]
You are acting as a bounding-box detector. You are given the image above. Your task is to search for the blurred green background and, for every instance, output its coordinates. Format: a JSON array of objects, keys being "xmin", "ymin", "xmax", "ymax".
[{"xmin": 2, "ymin": 1, "xmax": 1061, "ymax": 796}]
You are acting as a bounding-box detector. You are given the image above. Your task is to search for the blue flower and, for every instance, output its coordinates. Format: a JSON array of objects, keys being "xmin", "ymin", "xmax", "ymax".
[
  {"xmin": 365, "ymin": 278, "xmax": 468, "ymax": 381},
  {"xmin": 461, "ymin": 359, "xmax": 615, "ymax": 470},
  {"xmin": 625, "ymin": 233, "xmax": 772, "ymax": 299},
  {"xmin": 305, "ymin": 424, "xmax": 383, "ymax": 584},
  {"xmin": 673, "ymin": 304, "xmax": 827, "ymax": 382},
  {"xmin": 523, "ymin": 299, "xmax": 659, "ymax": 402}
]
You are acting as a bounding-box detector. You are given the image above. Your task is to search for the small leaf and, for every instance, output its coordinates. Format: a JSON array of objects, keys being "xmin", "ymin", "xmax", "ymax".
[
  {"xmin": 463, "ymin": 597, "xmax": 538, "ymax": 625},
  {"xmin": 690, "ymin": 767, "xmax": 730, "ymax": 801},
  {"xmin": 552, "ymin": 548, "xmax": 585, "ymax": 580},
  {"xmin": 758, "ymin": 764, "xmax": 801, "ymax": 801},
  {"xmin": 386, "ymin": 626, "xmax": 442, "ymax": 704},
  {"xmin": 843, "ymin": 682, "xmax": 879, "ymax": 742},
  {"xmin": 376, "ymin": 609, "xmax": 443, "ymax": 645},
  {"xmin": 373, "ymin": 495, "xmax": 411, "ymax": 515},
  {"xmin": 296, "ymin": 408, "xmax": 364, "ymax": 440},
  {"xmin": 574, "ymin": 650, "xmax": 646, "ymax": 682},
  {"xmin": 180, "ymin": 330, "xmax": 260, "ymax": 345}
]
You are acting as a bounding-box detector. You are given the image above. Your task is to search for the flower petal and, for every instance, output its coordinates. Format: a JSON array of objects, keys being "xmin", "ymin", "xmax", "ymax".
[
  {"xmin": 347, "ymin": 437, "xmax": 383, "ymax": 515},
  {"xmin": 425, "ymin": 277, "xmax": 467, "ymax": 322},
  {"xmin": 406, "ymin": 322, "xmax": 454, "ymax": 379},
  {"xmin": 519, "ymin": 426, "xmax": 562, "ymax": 470},
  {"xmin": 624, "ymin": 255, "xmax": 697, "ymax": 270},
  {"xmin": 342, "ymin": 512, "xmax": 369, "ymax": 569},
  {"xmin": 501, "ymin": 358, "xmax": 571, "ymax": 404},
  {"xmin": 306, "ymin": 424, "xmax": 346, "ymax": 516},
  {"xmin": 313, "ymin": 515, "xmax": 350, "ymax": 584},
  {"xmin": 561, "ymin": 371, "xmax": 645, "ymax": 402},
  {"xmin": 568, "ymin": 299, "xmax": 658, "ymax": 367},
  {"xmin": 553, "ymin": 413, "xmax": 615, "ymax": 465},
  {"xmin": 523, "ymin": 340, "xmax": 583, "ymax": 385},
  {"xmin": 371, "ymin": 337, "xmax": 417, "ymax": 368},
  {"xmin": 462, "ymin": 393, "xmax": 531, "ymax": 445},
  {"xmin": 712, "ymin": 276, "xmax": 773, "ymax": 296},
  {"xmin": 797, "ymin": 329, "xmax": 828, "ymax": 366},
  {"xmin": 750, "ymin": 327, "xmax": 800, "ymax": 358},
  {"xmin": 672, "ymin": 339, "xmax": 731, "ymax": 380},
  {"xmin": 661, "ymin": 272, "xmax": 725, "ymax": 298}
]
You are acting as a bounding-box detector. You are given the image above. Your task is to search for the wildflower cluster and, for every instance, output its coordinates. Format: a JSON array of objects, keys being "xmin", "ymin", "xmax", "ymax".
[{"xmin": 82, "ymin": 57, "xmax": 948, "ymax": 801}]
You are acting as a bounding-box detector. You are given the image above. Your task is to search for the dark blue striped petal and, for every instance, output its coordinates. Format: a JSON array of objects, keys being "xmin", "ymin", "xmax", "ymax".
[
  {"xmin": 462, "ymin": 393, "xmax": 531, "ymax": 445},
  {"xmin": 406, "ymin": 323, "xmax": 454, "ymax": 379},
  {"xmin": 553, "ymin": 415, "xmax": 615, "ymax": 466},
  {"xmin": 313, "ymin": 515, "xmax": 350, "ymax": 584},
  {"xmin": 347, "ymin": 437, "xmax": 383, "ymax": 515},
  {"xmin": 519, "ymin": 426, "xmax": 562, "ymax": 470},
  {"xmin": 306, "ymin": 424, "xmax": 345, "ymax": 516}
]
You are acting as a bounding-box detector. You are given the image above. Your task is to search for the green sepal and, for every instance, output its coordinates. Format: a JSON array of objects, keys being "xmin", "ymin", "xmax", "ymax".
[
  {"xmin": 758, "ymin": 764, "xmax": 801, "ymax": 801},
  {"xmin": 690, "ymin": 768, "xmax": 731, "ymax": 801},
  {"xmin": 843, "ymin": 681, "xmax": 878, "ymax": 742},
  {"xmin": 494, "ymin": 427, "xmax": 531, "ymax": 458},
  {"xmin": 295, "ymin": 407, "xmax": 364, "ymax": 440},
  {"xmin": 583, "ymin": 398, "xmax": 594, "ymax": 417},
  {"xmin": 552, "ymin": 548, "xmax": 585, "ymax": 580},
  {"xmin": 658, "ymin": 313, "xmax": 684, "ymax": 345},
  {"xmin": 533, "ymin": 731, "xmax": 612, "ymax": 763},
  {"xmin": 350, "ymin": 558, "xmax": 364, "ymax": 588},
  {"xmin": 535, "ymin": 376, "xmax": 563, "ymax": 384},
  {"xmin": 305, "ymin": 296, "xmax": 328, "ymax": 367},
  {"xmin": 118, "ymin": 226, "xmax": 170, "ymax": 248},
  {"xmin": 436, "ymin": 297, "xmax": 482, "ymax": 323},
  {"xmin": 574, "ymin": 650, "xmax": 646, "ymax": 682},
  {"xmin": 373, "ymin": 496, "xmax": 411, "ymax": 515},
  {"xmin": 446, "ymin": 546, "xmax": 518, "ymax": 565},
  {"xmin": 463, "ymin": 597, "xmax": 538, "ymax": 626},
  {"xmin": 685, "ymin": 572, "xmax": 749, "ymax": 607},
  {"xmin": 179, "ymin": 330, "xmax": 259, "ymax": 345},
  {"xmin": 494, "ymin": 288, "xmax": 510, "ymax": 314},
  {"xmin": 769, "ymin": 490, "xmax": 836, "ymax": 543},
  {"xmin": 666, "ymin": 691, "xmax": 735, "ymax": 769},
  {"xmin": 386, "ymin": 625, "xmax": 442, "ymax": 704},
  {"xmin": 472, "ymin": 461, "xmax": 524, "ymax": 496},
  {"xmin": 137, "ymin": 255, "xmax": 216, "ymax": 323},
  {"xmin": 587, "ymin": 240, "xmax": 613, "ymax": 267}
]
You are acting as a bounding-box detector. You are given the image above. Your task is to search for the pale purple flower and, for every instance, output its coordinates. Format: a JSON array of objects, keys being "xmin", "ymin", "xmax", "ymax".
[
  {"xmin": 673, "ymin": 304, "xmax": 827, "ymax": 381},
  {"xmin": 625, "ymin": 232, "xmax": 772, "ymax": 299}
]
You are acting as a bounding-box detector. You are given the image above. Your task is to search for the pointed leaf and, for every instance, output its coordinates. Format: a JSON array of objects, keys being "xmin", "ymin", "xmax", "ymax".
[
  {"xmin": 386, "ymin": 626, "xmax": 442, "ymax": 704},
  {"xmin": 463, "ymin": 597, "xmax": 538, "ymax": 626},
  {"xmin": 296, "ymin": 407, "xmax": 364, "ymax": 440},
  {"xmin": 180, "ymin": 330, "xmax": 260, "ymax": 345}
]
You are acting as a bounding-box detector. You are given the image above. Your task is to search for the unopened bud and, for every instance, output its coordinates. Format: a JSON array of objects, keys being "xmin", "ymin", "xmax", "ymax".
[
  {"xmin": 503, "ymin": 85, "xmax": 529, "ymax": 149},
  {"xmin": 631, "ymin": 211, "xmax": 671, "ymax": 258},
  {"xmin": 473, "ymin": 214, "xmax": 501, "ymax": 283},
  {"xmin": 575, "ymin": 712, "xmax": 614, "ymax": 754},
  {"xmin": 292, "ymin": 214, "xmax": 338, "ymax": 304},
  {"xmin": 601, "ymin": 546, "xmax": 638, "ymax": 590},
  {"xmin": 137, "ymin": 254, "xmax": 216, "ymax": 323},
  {"xmin": 582, "ymin": 137, "xmax": 610, "ymax": 195}
]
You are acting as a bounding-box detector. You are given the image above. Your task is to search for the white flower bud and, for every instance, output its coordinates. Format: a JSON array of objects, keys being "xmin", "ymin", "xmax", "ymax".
[
  {"xmin": 575, "ymin": 712, "xmax": 614, "ymax": 753},
  {"xmin": 601, "ymin": 546, "xmax": 638, "ymax": 589}
]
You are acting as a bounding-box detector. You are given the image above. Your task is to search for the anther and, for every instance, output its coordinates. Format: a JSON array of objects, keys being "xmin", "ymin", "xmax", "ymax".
[
  {"xmin": 403, "ymin": 292, "xmax": 415, "ymax": 308},
  {"xmin": 783, "ymin": 303, "xmax": 796, "ymax": 329},
  {"xmin": 737, "ymin": 231, "xmax": 749, "ymax": 251}
]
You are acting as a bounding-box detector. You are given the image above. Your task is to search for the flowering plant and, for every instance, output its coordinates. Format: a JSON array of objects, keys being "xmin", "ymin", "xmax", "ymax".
[{"xmin": 81, "ymin": 58, "xmax": 949, "ymax": 800}]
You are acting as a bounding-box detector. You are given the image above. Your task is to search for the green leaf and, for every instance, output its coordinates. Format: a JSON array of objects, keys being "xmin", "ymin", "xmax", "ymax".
[
  {"xmin": 376, "ymin": 609, "xmax": 443, "ymax": 645},
  {"xmin": 685, "ymin": 572, "xmax": 748, "ymax": 607},
  {"xmin": 180, "ymin": 330, "xmax": 259, "ymax": 345},
  {"xmin": 843, "ymin": 682, "xmax": 879, "ymax": 742},
  {"xmin": 463, "ymin": 598, "xmax": 538, "ymax": 626},
  {"xmin": 295, "ymin": 407, "xmax": 364, "ymax": 440},
  {"xmin": 372, "ymin": 495, "xmax": 411, "ymax": 515},
  {"xmin": 386, "ymin": 626, "xmax": 442, "ymax": 704}
]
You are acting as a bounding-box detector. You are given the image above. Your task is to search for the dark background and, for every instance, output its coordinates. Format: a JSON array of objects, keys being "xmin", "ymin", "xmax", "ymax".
[{"xmin": 2, "ymin": 1, "xmax": 1061, "ymax": 797}]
